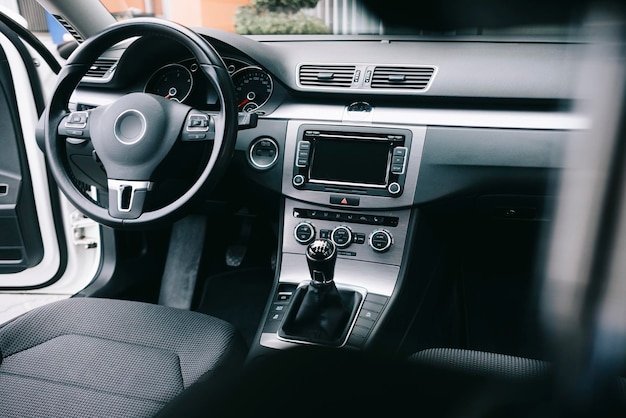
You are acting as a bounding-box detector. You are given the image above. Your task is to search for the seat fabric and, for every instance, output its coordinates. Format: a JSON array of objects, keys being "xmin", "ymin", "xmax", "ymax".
[
  {"xmin": 409, "ymin": 347, "xmax": 551, "ymax": 379},
  {"xmin": 0, "ymin": 297, "xmax": 247, "ymax": 418}
]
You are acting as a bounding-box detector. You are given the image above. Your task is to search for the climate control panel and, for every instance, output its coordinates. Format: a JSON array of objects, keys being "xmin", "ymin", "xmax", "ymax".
[{"xmin": 289, "ymin": 206, "xmax": 405, "ymax": 262}]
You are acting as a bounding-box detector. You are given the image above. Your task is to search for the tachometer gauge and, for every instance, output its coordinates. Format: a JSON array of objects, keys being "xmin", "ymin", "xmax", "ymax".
[
  {"xmin": 232, "ymin": 66, "xmax": 273, "ymax": 112},
  {"xmin": 145, "ymin": 63, "xmax": 193, "ymax": 102}
]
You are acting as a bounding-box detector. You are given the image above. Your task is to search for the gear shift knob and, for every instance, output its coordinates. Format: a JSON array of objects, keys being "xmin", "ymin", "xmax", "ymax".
[{"xmin": 306, "ymin": 239, "xmax": 337, "ymax": 284}]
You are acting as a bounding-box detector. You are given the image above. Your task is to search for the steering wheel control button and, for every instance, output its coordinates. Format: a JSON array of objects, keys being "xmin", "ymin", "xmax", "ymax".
[
  {"xmin": 249, "ymin": 137, "xmax": 279, "ymax": 170},
  {"xmin": 330, "ymin": 195, "xmax": 360, "ymax": 207},
  {"xmin": 294, "ymin": 222, "xmax": 316, "ymax": 245},
  {"xmin": 182, "ymin": 112, "xmax": 215, "ymax": 141},
  {"xmin": 65, "ymin": 111, "xmax": 89, "ymax": 128},
  {"xmin": 59, "ymin": 112, "xmax": 91, "ymax": 139},
  {"xmin": 114, "ymin": 110, "xmax": 147, "ymax": 145},
  {"xmin": 369, "ymin": 229, "xmax": 393, "ymax": 253},
  {"xmin": 330, "ymin": 225, "xmax": 353, "ymax": 249},
  {"xmin": 388, "ymin": 182, "xmax": 402, "ymax": 195}
]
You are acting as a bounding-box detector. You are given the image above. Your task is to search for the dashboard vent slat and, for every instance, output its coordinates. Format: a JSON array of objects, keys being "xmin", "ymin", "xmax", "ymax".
[
  {"xmin": 299, "ymin": 64, "xmax": 355, "ymax": 87},
  {"xmin": 52, "ymin": 15, "xmax": 84, "ymax": 43},
  {"xmin": 371, "ymin": 66, "xmax": 435, "ymax": 90},
  {"xmin": 85, "ymin": 58, "xmax": 118, "ymax": 79}
]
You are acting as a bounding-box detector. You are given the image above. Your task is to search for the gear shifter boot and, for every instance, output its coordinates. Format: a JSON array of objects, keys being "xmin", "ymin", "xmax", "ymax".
[
  {"xmin": 279, "ymin": 238, "xmax": 362, "ymax": 346},
  {"xmin": 279, "ymin": 282, "xmax": 361, "ymax": 346}
]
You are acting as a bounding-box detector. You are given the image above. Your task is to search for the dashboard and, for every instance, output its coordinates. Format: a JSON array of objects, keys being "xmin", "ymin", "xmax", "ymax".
[{"xmin": 66, "ymin": 27, "xmax": 589, "ymax": 351}]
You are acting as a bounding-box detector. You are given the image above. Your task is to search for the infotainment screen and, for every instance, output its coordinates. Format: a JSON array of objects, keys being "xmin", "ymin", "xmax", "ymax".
[{"xmin": 309, "ymin": 139, "xmax": 391, "ymax": 186}]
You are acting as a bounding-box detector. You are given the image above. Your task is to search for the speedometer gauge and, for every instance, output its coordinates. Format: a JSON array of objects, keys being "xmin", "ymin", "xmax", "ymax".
[
  {"xmin": 145, "ymin": 63, "xmax": 193, "ymax": 103},
  {"xmin": 232, "ymin": 67, "xmax": 273, "ymax": 112}
]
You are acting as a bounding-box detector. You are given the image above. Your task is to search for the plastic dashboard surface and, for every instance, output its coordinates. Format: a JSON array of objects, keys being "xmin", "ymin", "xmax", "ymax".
[{"xmin": 69, "ymin": 28, "xmax": 588, "ymax": 207}]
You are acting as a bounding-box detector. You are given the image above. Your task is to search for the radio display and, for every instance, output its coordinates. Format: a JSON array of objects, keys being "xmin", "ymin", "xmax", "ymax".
[{"xmin": 309, "ymin": 139, "xmax": 391, "ymax": 186}]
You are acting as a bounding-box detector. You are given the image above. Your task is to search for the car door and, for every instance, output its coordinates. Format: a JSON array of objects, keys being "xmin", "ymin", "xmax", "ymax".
[{"xmin": 0, "ymin": 11, "xmax": 101, "ymax": 323}]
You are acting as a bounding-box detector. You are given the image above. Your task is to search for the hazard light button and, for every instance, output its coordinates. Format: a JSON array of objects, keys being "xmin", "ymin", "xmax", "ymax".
[{"xmin": 330, "ymin": 195, "xmax": 360, "ymax": 206}]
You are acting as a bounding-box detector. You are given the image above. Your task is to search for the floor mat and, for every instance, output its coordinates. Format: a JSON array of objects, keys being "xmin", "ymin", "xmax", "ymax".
[{"xmin": 194, "ymin": 267, "xmax": 275, "ymax": 347}]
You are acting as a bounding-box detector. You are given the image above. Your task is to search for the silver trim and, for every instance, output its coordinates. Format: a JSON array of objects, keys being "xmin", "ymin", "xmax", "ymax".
[
  {"xmin": 279, "ymin": 252, "xmax": 400, "ymax": 296},
  {"xmin": 391, "ymin": 146, "xmax": 408, "ymax": 175},
  {"xmin": 107, "ymin": 180, "xmax": 152, "ymax": 213},
  {"xmin": 144, "ymin": 63, "xmax": 194, "ymax": 102},
  {"xmin": 113, "ymin": 109, "xmax": 147, "ymax": 145},
  {"xmin": 369, "ymin": 229, "xmax": 393, "ymax": 253},
  {"xmin": 294, "ymin": 221, "xmax": 316, "ymax": 244},
  {"xmin": 295, "ymin": 140, "xmax": 310, "ymax": 168},
  {"xmin": 330, "ymin": 225, "xmax": 353, "ymax": 249},
  {"xmin": 297, "ymin": 62, "xmax": 438, "ymax": 93},
  {"xmin": 283, "ymin": 200, "xmax": 411, "ymax": 266},
  {"xmin": 232, "ymin": 66, "xmax": 274, "ymax": 112},
  {"xmin": 186, "ymin": 113, "xmax": 210, "ymax": 132},
  {"xmin": 268, "ymin": 104, "xmax": 590, "ymax": 131},
  {"xmin": 249, "ymin": 137, "xmax": 279, "ymax": 169},
  {"xmin": 283, "ymin": 121, "xmax": 425, "ymax": 209},
  {"xmin": 64, "ymin": 111, "xmax": 89, "ymax": 129}
]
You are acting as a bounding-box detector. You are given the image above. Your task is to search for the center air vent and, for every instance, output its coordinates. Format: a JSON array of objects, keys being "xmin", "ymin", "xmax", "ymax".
[
  {"xmin": 371, "ymin": 66, "xmax": 435, "ymax": 90},
  {"xmin": 299, "ymin": 64, "xmax": 356, "ymax": 87},
  {"xmin": 85, "ymin": 58, "xmax": 118, "ymax": 79}
]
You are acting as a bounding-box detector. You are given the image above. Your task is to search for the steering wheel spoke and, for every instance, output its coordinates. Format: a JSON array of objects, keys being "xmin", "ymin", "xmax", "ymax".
[
  {"xmin": 107, "ymin": 179, "xmax": 153, "ymax": 219},
  {"xmin": 44, "ymin": 17, "xmax": 237, "ymax": 228},
  {"xmin": 58, "ymin": 110, "xmax": 92, "ymax": 141},
  {"xmin": 180, "ymin": 110, "xmax": 216, "ymax": 142}
]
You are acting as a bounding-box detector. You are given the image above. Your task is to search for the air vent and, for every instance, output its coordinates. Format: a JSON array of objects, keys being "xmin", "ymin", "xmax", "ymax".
[
  {"xmin": 52, "ymin": 15, "xmax": 84, "ymax": 43},
  {"xmin": 299, "ymin": 65, "xmax": 355, "ymax": 87},
  {"xmin": 85, "ymin": 59, "xmax": 118, "ymax": 79},
  {"xmin": 371, "ymin": 66, "xmax": 435, "ymax": 90}
]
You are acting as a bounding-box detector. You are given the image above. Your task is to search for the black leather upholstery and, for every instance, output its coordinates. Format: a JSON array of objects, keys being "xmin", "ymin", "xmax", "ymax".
[{"xmin": 0, "ymin": 297, "xmax": 247, "ymax": 418}]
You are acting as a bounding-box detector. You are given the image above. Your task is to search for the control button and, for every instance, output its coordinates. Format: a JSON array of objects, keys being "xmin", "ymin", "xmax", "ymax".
[
  {"xmin": 330, "ymin": 195, "xmax": 360, "ymax": 206},
  {"xmin": 392, "ymin": 156, "xmax": 405, "ymax": 165},
  {"xmin": 249, "ymin": 137, "xmax": 279, "ymax": 170},
  {"xmin": 353, "ymin": 233, "xmax": 366, "ymax": 244},
  {"xmin": 388, "ymin": 182, "xmax": 402, "ymax": 195},
  {"xmin": 320, "ymin": 229, "xmax": 331, "ymax": 239},
  {"xmin": 292, "ymin": 174, "xmax": 305, "ymax": 188},
  {"xmin": 331, "ymin": 225, "xmax": 353, "ymax": 249},
  {"xmin": 369, "ymin": 229, "xmax": 393, "ymax": 253},
  {"xmin": 277, "ymin": 292, "xmax": 293, "ymax": 302},
  {"xmin": 393, "ymin": 147, "xmax": 407, "ymax": 157},
  {"xmin": 296, "ymin": 141, "xmax": 311, "ymax": 167},
  {"xmin": 294, "ymin": 222, "xmax": 316, "ymax": 244}
]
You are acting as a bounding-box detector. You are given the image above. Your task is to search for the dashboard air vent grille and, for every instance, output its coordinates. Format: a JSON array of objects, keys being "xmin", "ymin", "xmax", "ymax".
[
  {"xmin": 371, "ymin": 66, "xmax": 435, "ymax": 90},
  {"xmin": 52, "ymin": 15, "xmax": 84, "ymax": 43},
  {"xmin": 85, "ymin": 59, "xmax": 118, "ymax": 79},
  {"xmin": 299, "ymin": 65, "xmax": 355, "ymax": 87}
]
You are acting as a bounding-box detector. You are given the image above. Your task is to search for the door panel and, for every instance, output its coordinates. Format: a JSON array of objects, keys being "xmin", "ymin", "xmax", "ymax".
[
  {"xmin": 0, "ymin": 20, "xmax": 100, "ymax": 296},
  {"xmin": 0, "ymin": 42, "xmax": 44, "ymax": 274}
]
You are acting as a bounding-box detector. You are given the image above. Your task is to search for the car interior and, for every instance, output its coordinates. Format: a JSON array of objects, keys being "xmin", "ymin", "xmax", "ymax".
[{"xmin": 1, "ymin": 0, "xmax": 626, "ymax": 416}]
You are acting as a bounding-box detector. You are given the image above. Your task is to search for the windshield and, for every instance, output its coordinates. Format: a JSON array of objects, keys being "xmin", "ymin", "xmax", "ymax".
[{"xmin": 96, "ymin": 0, "xmax": 574, "ymax": 37}]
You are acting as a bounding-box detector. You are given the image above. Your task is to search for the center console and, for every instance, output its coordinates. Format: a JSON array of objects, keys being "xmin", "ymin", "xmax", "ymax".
[{"xmin": 258, "ymin": 120, "xmax": 426, "ymax": 350}]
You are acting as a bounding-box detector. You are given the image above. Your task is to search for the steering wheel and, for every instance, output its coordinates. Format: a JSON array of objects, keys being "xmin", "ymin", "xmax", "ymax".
[{"xmin": 43, "ymin": 18, "xmax": 238, "ymax": 229}]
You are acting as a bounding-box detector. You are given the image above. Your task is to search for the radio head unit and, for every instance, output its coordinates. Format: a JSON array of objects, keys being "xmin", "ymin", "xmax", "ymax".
[{"xmin": 292, "ymin": 125, "xmax": 412, "ymax": 197}]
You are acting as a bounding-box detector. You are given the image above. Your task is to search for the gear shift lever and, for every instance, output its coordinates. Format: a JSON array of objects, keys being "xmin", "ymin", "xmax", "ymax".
[
  {"xmin": 279, "ymin": 239, "xmax": 362, "ymax": 346},
  {"xmin": 306, "ymin": 239, "xmax": 337, "ymax": 284}
]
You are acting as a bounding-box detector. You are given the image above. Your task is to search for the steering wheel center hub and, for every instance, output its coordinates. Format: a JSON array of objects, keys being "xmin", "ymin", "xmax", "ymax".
[{"xmin": 114, "ymin": 110, "xmax": 147, "ymax": 145}]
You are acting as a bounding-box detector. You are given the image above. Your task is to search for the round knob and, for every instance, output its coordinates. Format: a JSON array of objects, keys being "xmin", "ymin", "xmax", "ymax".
[
  {"xmin": 330, "ymin": 225, "xmax": 353, "ymax": 249},
  {"xmin": 292, "ymin": 174, "xmax": 305, "ymax": 188},
  {"xmin": 369, "ymin": 229, "xmax": 393, "ymax": 253},
  {"xmin": 294, "ymin": 222, "xmax": 315, "ymax": 245},
  {"xmin": 388, "ymin": 182, "xmax": 401, "ymax": 195}
]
